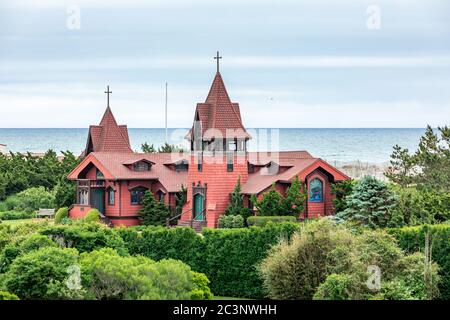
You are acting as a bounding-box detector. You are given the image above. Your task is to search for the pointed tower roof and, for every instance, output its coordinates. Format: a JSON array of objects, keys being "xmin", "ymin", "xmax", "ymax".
[
  {"xmin": 84, "ymin": 106, "xmax": 132, "ymax": 156},
  {"xmin": 188, "ymin": 72, "xmax": 250, "ymax": 141}
]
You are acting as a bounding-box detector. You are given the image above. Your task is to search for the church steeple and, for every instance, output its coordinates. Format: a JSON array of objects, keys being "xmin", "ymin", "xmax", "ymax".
[
  {"xmin": 83, "ymin": 86, "xmax": 132, "ymax": 155},
  {"xmin": 188, "ymin": 55, "xmax": 250, "ymax": 146}
]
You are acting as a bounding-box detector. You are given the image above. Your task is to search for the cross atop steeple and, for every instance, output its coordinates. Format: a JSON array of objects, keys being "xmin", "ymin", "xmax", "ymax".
[
  {"xmin": 214, "ymin": 51, "xmax": 222, "ymax": 73},
  {"xmin": 104, "ymin": 85, "xmax": 112, "ymax": 107}
]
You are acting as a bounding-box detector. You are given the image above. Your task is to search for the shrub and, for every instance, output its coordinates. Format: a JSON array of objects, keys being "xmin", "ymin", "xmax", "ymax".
[
  {"xmin": 8, "ymin": 187, "xmax": 55, "ymax": 213},
  {"xmin": 247, "ymin": 216, "xmax": 297, "ymax": 227},
  {"xmin": 2, "ymin": 247, "xmax": 80, "ymax": 299},
  {"xmin": 190, "ymin": 272, "xmax": 213, "ymax": 300},
  {"xmin": 218, "ymin": 215, "xmax": 245, "ymax": 228},
  {"xmin": 41, "ymin": 222, "xmax": 128, "ymax": 255},
  {"xmin": 389, "ymin": 224, "xmax": 450, "ymax": 299},
  {"xmin": 0, "ymin": 211, "xmax": 34, "ymax": 220},
  {"xmin": 117, "ymin": 222, "xmax": 300, "ymax": 299},
  {"xmin": 337, "ymin": 176, "xmax": 398, "ymax": 228},
  {"xmin": 84, "ymin": 209, "xmax": 100, "ymax": 223},
  {"xmin": 0, "ymin": 291, "xmax": 19, "ymax": 300},
  {"xmin": 79, "ymin": 248, "xmax": 199, "ymax": 300},
  {"xmin": 0, "ymin": 234, "xmax": 58, "ymax": 272},
  {"xmin": 259, "ymin": 219, "xmax": 350, "ymax": 299},
  {"xmin": 313, "ymin": 274, "xmax": 354, "ymax": 300},
  {"xmin": 139, "ymin": 191, "xmax": 171, "ymax": 226},
  {"xmin": 55, "ymin": 207, "xmax": 69, "ymax": 224},
  {"xmin": 390, "ymin": 187, "xmax": 450, "ymax": 226}
]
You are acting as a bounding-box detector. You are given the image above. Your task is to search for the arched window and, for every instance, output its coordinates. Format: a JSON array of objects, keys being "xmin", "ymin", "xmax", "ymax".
[{"xmin": 309, "ymin": 178, "xmax": 323, "ymax": 202}]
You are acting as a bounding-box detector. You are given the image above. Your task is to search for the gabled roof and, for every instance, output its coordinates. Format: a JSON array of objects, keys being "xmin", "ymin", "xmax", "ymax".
[
  {"xmin": 68, "ymin": 152, "xmax": 188, "ymax": 193},
  {"xmin": 242, "ymin": 151, "xmax": 350, "ymax": 194},
  {"xmin": 187, "ymin": 72, "xmax": 250, "ymax": 141},
  {"xmin": 84, "ymin": 107, "xmax": 132, "ymax": 155}
]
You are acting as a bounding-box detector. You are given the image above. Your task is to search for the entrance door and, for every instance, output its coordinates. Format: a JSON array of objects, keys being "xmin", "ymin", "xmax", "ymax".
[
  {"xmin": 193, "ymin": 193, "xmax": 204, "ymax": 220},
  {"xmin": 91, "ymin": 189, "xmax": 105, "ymax": 214}
]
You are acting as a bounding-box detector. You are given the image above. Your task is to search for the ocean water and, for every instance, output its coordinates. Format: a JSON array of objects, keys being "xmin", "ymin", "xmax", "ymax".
[{"xmin": 0, "ymin": 128, "xmax": 426, "ymax": 164}]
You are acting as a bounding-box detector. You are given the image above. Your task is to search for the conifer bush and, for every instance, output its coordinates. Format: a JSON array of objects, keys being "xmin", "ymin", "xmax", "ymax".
[
  {"xmin": 139, "ymin": 191, "xmax": 171, "ymax": 226},
  {"xmin": 84, "ymin": 209, "xmax": 100, "ymax": 223},
  {"xmin": 55, "ymin": 207, "xmax": 69, "ymax": 224}
]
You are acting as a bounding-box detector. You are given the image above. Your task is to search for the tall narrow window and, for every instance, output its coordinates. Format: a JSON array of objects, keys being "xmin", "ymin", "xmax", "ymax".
[
  {"xmin": 227, "ymin": 153, "xmax": 233, "ymax": 172},
  {"xmin": 309, "ymin": 178, "xmax": 323, "ymax": 202},
  {"xmin": 108, "ymin": 189, "xmax": 115, "ymax": 205}
]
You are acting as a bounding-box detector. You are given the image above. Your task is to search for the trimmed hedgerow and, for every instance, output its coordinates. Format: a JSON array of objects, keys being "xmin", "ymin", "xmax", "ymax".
[
  {"xmin": 116, "ymin": 226, "xmax": 204, "ymax": 268},
  {"xmin": 40, "ymin": 222, "xmax": 128, "ymax": 255},
  {"xmin": 247, "ymin": 216, "xmax": 297, "ymax": 227},
  {"xmin": 117, "ymin": 222, "xmax": 300, "ymax": 299},
  {"xmin": 388, "ymin": 224, "xmax": 450, "ymax": 300}
]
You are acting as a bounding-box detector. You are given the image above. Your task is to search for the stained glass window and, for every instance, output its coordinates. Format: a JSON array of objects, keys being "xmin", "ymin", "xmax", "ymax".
[{"xmin": 309, "ymin": 178, "xmax": 323, "ymax": 202}]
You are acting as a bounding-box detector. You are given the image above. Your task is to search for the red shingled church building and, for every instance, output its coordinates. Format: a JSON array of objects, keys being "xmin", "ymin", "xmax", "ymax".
[{"xmin": 68, "ymin": 57, "xmax": 349, "ymax": 227}]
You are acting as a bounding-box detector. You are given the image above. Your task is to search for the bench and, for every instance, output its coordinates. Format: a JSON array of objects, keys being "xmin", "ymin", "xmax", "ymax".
[{"xmin": 37, "ymin": 208, "xmax": 55, "ymax": 218}]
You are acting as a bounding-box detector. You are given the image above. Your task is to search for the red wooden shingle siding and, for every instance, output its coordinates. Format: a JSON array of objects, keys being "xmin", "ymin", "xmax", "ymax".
[{"xmin": 183, "ymin": 154, "xmax": 249, "ymax": 228}]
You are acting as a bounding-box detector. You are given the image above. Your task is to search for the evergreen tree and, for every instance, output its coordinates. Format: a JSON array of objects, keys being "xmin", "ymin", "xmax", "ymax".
[
  {"xmin": 139, "ymin": 191, "xmax": 171, "ymax": 226},
  {"xmin": 385, "ymin": 125, "xmax": 450, "ymax": 192},
  {"xmin": 251, "ymin": 184, "xmax": 285, "ymax": 216},
  {"xmin": 141, "ymin": 142, "xmax": 156, "ymax": 153},
  {"xmin": 337, "ymin": 176, "xmax": 398, "ymax": 228},
  {"xmin": 224, "ymin": 177, "xmax": 251, "ymax": 219},
  {"xmin": 282, "ymin": 175, "xmax": 307, "ymax": 216}
]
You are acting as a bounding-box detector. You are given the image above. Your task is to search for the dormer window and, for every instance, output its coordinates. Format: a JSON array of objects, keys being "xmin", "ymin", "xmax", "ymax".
[{"xmin": 133, "ymin": 161, "xmax": 150, "ymax": 172}]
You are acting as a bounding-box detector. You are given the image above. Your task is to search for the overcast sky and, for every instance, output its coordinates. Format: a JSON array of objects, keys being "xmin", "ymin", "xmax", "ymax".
[{"xmin": 0, "ymin": 0, "xmax": 449, "ymax": 128}]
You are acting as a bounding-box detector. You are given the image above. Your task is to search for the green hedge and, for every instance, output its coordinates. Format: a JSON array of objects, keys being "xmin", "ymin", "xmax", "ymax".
[
  {"xmin": 0, "ymin": 211, "xmax": 34, "ymax": 220},
  {"xmin": 40, "ymin": 223, "xmax": 128, "ymax": 255},
  {"xmin": 116, "ymin": 226, "xmax": 204, "ymax": 268},
  {"xmin": 117, "ymin": 223, "xmax": 300, "ymax": 298},
  {"xmin": 247, "ymin": 216, "xmax": 297, "ymax": 227},
  {"xmin": 388, "ymin": 224, "xmax": 450, "ymax": 299}
]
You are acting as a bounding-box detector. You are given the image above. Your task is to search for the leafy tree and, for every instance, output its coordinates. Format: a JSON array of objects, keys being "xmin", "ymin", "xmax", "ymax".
[
  {"xmin": 139, "ymin": 191, "xmax": 171, "ymax": 226},
  {"xmin": 54, "ymin": 176, "xmax": 76, "ymax": 209},
  {"xmin": 224, "ymin": 177, "xmax": 251, "ymax": 219},
  {"xmin": 337, "ymin": 176, "xmax": 398, "ymax": 228}
]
